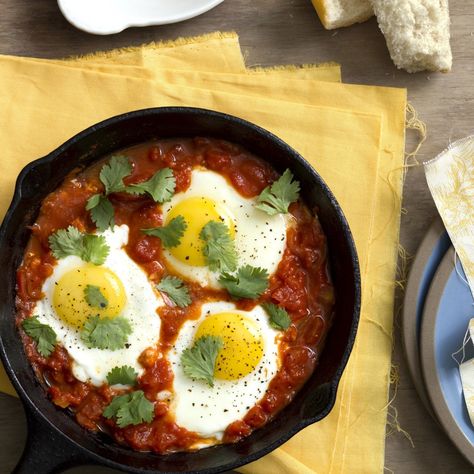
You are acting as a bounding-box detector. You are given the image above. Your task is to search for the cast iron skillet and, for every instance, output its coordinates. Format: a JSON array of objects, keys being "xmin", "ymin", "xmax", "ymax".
[{"xmin": 0, "ymin": 107, "xmax": 360, "ymax": 474}]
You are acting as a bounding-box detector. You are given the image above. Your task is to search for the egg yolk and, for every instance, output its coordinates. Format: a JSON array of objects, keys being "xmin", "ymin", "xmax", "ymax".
[
  {"xmin": 53, "ymin": 265, "xmax": 126, "ymax": 329},
  {"xmin": 195, "ymin": 312, "xmax": 264, "ymax": 380},
  {"xmin": 166, "ymin": 196, "xmax": 235, "ymax": 267}
]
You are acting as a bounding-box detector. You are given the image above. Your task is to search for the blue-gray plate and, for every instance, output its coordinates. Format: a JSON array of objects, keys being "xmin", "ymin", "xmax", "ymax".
[
  {"xmin": 420, "ymin": 247, "xmax": 474, "ymax": 466},
  {"xmin": 402, "ymin": 217, "xmax": 450, "ymax": 414}
]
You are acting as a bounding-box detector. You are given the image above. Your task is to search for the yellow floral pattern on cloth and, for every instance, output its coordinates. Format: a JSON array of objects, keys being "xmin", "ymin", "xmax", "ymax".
[{"xmin": 425, "ymin": 135, "xmax": 474, "ymax": 298}]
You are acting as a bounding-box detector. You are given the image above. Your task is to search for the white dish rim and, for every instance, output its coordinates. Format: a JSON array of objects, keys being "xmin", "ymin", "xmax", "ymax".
[{"xmin": 57, "ymin": 0, "xmax": 225, "ymax": 35}]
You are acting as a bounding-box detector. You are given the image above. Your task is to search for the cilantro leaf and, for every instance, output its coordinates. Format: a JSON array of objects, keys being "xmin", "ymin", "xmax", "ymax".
[
  {"xmin": 127, "ymin": 168, "xmax": 176, "ymax": 203},
  {"xmin": 156, "ymin": 276, "xmax": 191, "ymax": 308},
  {"xmin": 49, "ymin": 226, "xmax": 109, "ymax": 265},
  {"xmin": 48, "ymin": 226, "xmax": 83, "ymax": 259},
  {"xmin": 199, "ymin": 221, "xmax": 237, "ymax": 272},
  {"xmin": 22, "ymin": 316, "xmax": 57, "ymax": 357},
  {"xmin": 103, "ymin": 390, "xmax": 154, "ymax": 428},
  {"xmin": 106, "ymin": 365, "xmax": 138, "ymax": 386},
  {"xmin": 219, "ymin": 265, "xmax": 269, "ymax": 299},
  {"xmin": 262, "ymin": 302, "xmax": 291, "ymax": 330},
  {"xmin": 142, "ymin": 215, "xmax": 187, "ymax": 248},
  {"xmin": 86, "ymin": 193, "xmax": 101, "ymax": 209},
  {"xmin": 82, "ymin": 234, "xmax": 109, "ymax": 265},
  {"xmin": 100, "ymin": 155, "xmax": 132, "ymax": 195},
  {"xmin": 103, "ymin": 393, "xmax": 128, "ymax": 419},
  {"xmin": 116, "ymin": 391, "xmax": 154, "ymax": 428},
  {"xmin": 81, "ymin": 315, "xmax": 132, "ymax": 350},
  {"xmin": 86, "ymin": 194, "xmax": 115, "ymax": 232},
  {"xmin": 84, "ymin": 285, "xmax": 108, "ymax": 309},
  {"xmin": 255, "ymin": 169, "xmax": 300, "ymax": 216},
  {"xmin": 86, "ymin": 155, "xmax": 132, "ymax": 232},
  {"xmin": 181, "ymin": 335, "xmax": 223, "ymax": 387}
]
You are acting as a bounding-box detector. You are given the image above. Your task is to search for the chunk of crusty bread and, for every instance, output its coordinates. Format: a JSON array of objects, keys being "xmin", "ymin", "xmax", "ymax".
[
  {"xmin": 370, "ymin": 0, "xmax": 452, "ymax": 73},
  {"xmin": 312, "ymin": 0, "xmax": 373, "ymax": 30}
]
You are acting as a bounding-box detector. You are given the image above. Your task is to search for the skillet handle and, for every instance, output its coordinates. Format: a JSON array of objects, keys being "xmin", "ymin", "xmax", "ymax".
[{"xmin": 13, "ymin": 410, "xmax": 92, "ymax": 474}]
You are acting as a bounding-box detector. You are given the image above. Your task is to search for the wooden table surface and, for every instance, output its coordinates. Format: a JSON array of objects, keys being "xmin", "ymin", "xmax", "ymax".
[{"xmin": 1, "ymin": 1, "xmax": 473, "ymax": 473}]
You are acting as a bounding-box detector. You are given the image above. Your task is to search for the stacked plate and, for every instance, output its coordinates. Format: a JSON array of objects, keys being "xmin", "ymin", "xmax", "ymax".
[{"xmin": 403, "ymin": 218, "xmax": 474, "ymax": 465}]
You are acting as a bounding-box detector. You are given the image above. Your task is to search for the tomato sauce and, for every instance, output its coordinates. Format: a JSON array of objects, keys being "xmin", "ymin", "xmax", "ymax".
[{"xmin": 15, "ymin": 137, "xmax": 334, "ymax": 453}]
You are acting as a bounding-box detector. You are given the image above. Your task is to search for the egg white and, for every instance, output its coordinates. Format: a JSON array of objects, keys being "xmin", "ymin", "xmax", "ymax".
[
  {"xmin": 167, "ymin": 301, "xmax": 280, "ymax": 440},
  {"xmin": 34, "ymin": 225, "xmax": 162, "ymax": 386},
  {"xmin": 161, "ymin": 168, "xmax": 289, "ymax": 289}
]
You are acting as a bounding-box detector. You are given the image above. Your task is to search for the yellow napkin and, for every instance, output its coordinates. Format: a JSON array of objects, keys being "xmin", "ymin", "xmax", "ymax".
[{"xmin": 0, "ymin": 33, "xmax": 406, "ymax": 474}]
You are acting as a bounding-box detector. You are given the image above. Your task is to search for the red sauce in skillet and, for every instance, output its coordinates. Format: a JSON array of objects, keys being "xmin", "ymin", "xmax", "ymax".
[{"xmin": 15, "ymin": 137, "xmax": 334, "ymax": 453}]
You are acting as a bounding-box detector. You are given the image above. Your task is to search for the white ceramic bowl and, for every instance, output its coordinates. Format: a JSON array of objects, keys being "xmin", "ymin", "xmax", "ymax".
[{"xmin": 58, "ymin": 0, "xmax": 224, "ymax": 35}]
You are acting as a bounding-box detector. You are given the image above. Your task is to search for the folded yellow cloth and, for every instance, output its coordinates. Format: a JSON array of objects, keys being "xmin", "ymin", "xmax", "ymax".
[{"xmin": 0, "ymin": 32, "xmax": 406, "ymax": 474}]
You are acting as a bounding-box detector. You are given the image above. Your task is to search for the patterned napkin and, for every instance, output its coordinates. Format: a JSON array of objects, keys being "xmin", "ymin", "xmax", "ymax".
[
  {"xmin": 425, "ymin": 136, "xmax": 474, "ymax": 299},
  {"xmin": 0, "ymin": 32, "xmax": 406, "ymax": 474}
]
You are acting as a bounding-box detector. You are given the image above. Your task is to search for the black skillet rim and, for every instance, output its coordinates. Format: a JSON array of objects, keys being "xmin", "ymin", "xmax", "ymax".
[{"xmin": 0, "ymin": 106, "xmax": 361, "ymax": 473}]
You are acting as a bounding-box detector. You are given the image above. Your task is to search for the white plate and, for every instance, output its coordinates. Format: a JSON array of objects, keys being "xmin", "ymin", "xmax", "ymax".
[{"xmin": 58, "ymin": 0, "xmax": 224, "ymax": 35}]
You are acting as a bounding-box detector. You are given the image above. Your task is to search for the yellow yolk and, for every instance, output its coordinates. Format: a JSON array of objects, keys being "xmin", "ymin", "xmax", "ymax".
[
  {"xmin": 165, "ymin": 196, "xmax": 235, "ymax": 267},
  {"xmin": 53, "ymin": 264, "xmax": 126, "ymax": 329},
  {"xmin": 195, "ymin": 312, "xmax": 264, "ymax": 380}
]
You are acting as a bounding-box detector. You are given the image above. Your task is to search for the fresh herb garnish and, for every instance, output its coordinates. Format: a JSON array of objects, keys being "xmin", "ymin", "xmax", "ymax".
[
  {"xmin": 81, "ymin": 315, "xmax": 132, "ymax": 350},
  {"xmin": 87, "ymin": 155, "xmax": 132, "ymax": 231},
  {"xmin": 87, "ymin": 160, "xmax": 178, "ymax": 232},
  {"xmin": 181, "ymin": 335, "xmax": 223, "ymax": 387},
  {"xmin": 156, "ymin": 276, "xmax": 191, "ymax": 308},
  {"xmin": 255, "ymin": 169, "xmax": 300, "ymax": 216},
  {"xmin": 142, "ymin": 215, "xmax": 187, "ymax": 248},
  {"xmin": 84, "ymin": 285, "xmax": 108, "ymax": 309},
  {"xmin": 81, "ymin": 234, "xmax": 110, "ymax": 265},
  {"xmin": 127, "ymin": 167, "xmax": 176, "ymax": 203},
  {"xmin": 103, "ymin": 390, "xmax": 154, "ymax": 428},
  {"xmin": 219, "ymin": 265, "xmax": 269, "ymax": 299},
  {"xmin": 49, "ymin": 226, "xmax": 109, "ymax": 265},
  {"xmin": 22, "ymin": 316, "xmax": 57, "ymax": 358},
  {"xmin": 262, "ymin": 302, "xmax": 291, "ymax": 330},
  {"xmin": 106, "ymin": 365, "xmax": 138, "ymax": 386},
  {"xmin": 86, "ymin": 194, "xmax": 115, "ymax": 233},
  {"xmin": 100, "ymin": 155, "xmax": 133, "ymax": 195},
  {"xmin": 199, "ymin": 221, "xmax": 237, "ymax": 272}
]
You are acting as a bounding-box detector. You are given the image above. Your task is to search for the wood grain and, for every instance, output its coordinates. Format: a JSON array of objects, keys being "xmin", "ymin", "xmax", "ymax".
[{"xmin": 0, "ymin": 0, "xmax": 473, "ymax": 472}]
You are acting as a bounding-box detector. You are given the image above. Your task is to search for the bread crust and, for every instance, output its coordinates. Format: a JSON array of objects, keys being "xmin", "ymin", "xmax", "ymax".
[{"xmin": 312, "ymin": 0, "xmax": 373, "ymax": 30}]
